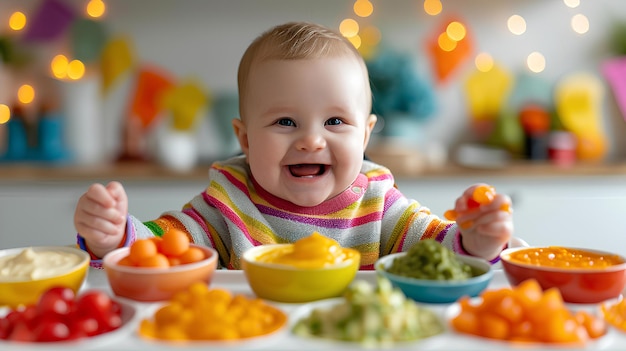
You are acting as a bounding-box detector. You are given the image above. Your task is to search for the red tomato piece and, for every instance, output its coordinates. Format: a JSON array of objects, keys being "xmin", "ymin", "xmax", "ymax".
[{"xmin": 33, "ymin": 316, "xmax": 71, "ymax": 342}]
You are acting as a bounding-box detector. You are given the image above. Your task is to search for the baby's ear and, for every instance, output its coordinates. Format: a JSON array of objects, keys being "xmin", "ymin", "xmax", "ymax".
[
  {"xmin": 363, "ymin": 114, "xmax": 378, "ymax": 147},
  {"xmin": 232, "ymin": 118, "xmax": 249, "ymax": 155}
]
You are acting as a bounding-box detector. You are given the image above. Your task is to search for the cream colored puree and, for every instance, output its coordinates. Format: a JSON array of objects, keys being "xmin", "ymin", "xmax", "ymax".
[
  {"xmin": 0, "ymin": 248, "xmax": 83, "ymax": 280},
  {"xmin": 256, "ymin": 232, "xmax": 358, "ymax": 268}
]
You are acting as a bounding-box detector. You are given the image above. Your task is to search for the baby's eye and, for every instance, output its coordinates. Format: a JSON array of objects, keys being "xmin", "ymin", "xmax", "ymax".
[
  {"xmin": 325, "ymin": 117, "xmax": 343, "ymax": 126},
  {"xmin": 276, "ymin": 118, "xmax": 296, "ymax": 127}
]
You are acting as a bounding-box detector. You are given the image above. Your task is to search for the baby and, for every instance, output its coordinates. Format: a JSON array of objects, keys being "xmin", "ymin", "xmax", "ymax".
[{"xmin": 74, "ymin": 22, "xmax": 514, "ymax": 269}]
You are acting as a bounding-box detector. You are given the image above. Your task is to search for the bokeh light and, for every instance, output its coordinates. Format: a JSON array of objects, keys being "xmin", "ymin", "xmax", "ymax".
[
  {"xmin": 527, "ymin": 52, "xmax": 546, "ymax": 73},
  {"xmin": 339, "ymin": 18, "xmax": 359, "ymax": 38},
  {"xmin": 360, "ymin": 25, "xmax": 381, "ymax": 46},
  {"xmin": 9, "ymin": 11, "xmax": 27, "ymax": 31},
  {"xmin": 17, "ymin": 84, "xmax": 35, "ymax": 104},
  {"xmin": 571, "ymin": 14, "xmax": 589, "ymax": 34},
  {"xmin": 0, "ymin": 104, "xmax": 10, "ymax": 124},
  {"xmin": 446, "ymin": 21, "xmax": 466, "ymax": 41},
  {"xmin": 475, "ymin": 53, "xmax": 494, "ymax": 73},
  {"xmin": 51, "ymin": 54, "xmax": 69, "ymax": 79},
  {"xmin": 424, "ymin": 0, "xmax": 442, "ymax": 16},
  {"xmin": 87, "ymin": 0, "xmax": 106, "ymax": 18},
  {"xmin": 353, "ymin": 0, "xmax": 373, "ymax": 18},
  {"xmin": 438, "ymin": 32, "xmax": 457, "ymax": 52},
  {"xmin": 507, "ymin": 15, "xmax": 527, "ymax": 35},
  {"xmin": 564, "ymin": 0, "xmax": 580, "ymax": 8},
  {"xmin": 67, "ymin": 60, "xmax": 86, "ymax": 80},
  {"xmin": 347, "ymin": 35, "xmax": 362, "ymax": 49}
]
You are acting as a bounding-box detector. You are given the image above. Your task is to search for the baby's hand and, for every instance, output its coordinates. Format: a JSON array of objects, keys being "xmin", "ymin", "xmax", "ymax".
[
  {"xmin": 445, "ymin": 184, "xmax": 513, "ymax": 261},
  {"xmin": 74, "ymin": 181, "xmax": 128, "ymax": 258}
]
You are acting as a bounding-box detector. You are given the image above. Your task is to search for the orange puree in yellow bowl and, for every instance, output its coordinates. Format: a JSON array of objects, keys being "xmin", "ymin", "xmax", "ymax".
[
  {"xmin": 241, "ymin": 233, "xmax": 360, "ymax": 303},
  {"xmin": 255, "ymin": 232, "xmax": 358, "ymax": 269},
  {"xmin": 506, "ymin": 246, "xmax": 624, "ymax": 269}
]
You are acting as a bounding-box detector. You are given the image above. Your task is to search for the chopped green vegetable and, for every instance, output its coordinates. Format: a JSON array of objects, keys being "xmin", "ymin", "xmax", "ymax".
[
  {"xmin": 387, "ymin": 239, "xmax": 473, "ymax": 281},
  {"xmin": 292, "ymin": 276, "xmax": 444, "ymax": 348}
]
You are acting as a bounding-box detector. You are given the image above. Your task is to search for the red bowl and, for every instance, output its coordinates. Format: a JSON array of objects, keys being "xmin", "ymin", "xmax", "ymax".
[
  {"xmin": 103, "ymin": 244, "xmax": 218, "ymax": 302},
  {"xmin": 500, "ymin": 246, "xmax": 626, "ymax": 304}
]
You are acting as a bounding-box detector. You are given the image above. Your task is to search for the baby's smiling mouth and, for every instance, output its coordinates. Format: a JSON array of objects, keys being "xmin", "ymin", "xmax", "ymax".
[{"xmin": 288, "ymin": 164, "xmax": 327, "ymax": 177}]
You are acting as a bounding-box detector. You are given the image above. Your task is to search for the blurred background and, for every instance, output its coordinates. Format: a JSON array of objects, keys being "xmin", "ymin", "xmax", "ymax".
[
  {"xmin": 1, "ymin": 0, "xmax": 626, "ymax": 169},
  {"xmin": 1, "ymin": 0, "xmax": 626, "ymax": 251}
]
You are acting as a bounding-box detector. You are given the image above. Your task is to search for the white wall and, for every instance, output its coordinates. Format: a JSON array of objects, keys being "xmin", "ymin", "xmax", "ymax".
[{"xmin": 2, "ymin": 0, "xmax": 626, "ymax": 159}]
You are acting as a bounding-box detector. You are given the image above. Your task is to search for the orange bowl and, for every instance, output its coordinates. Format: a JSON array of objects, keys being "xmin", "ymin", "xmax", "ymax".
[
  {"xmin": 500, "ymin": 246, "xmax": 626, "ymax": 304},
  {"xmin": 103, "ymin": 244, "xmax": 218, "ymax": 302}
]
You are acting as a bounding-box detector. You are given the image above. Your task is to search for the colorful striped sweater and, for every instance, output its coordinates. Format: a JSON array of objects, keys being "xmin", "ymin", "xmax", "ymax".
[{"xmin": 124, "ymin": 155, "xmax": 474, "ymax": 269}]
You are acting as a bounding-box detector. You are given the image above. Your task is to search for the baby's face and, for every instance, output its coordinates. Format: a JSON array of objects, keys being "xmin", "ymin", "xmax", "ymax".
[{"xmin": 235, "ymin": 56, "xmax": 376, "ymax": 207}]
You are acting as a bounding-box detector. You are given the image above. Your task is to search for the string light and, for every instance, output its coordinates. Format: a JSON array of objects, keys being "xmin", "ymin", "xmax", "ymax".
[
  {"xmin": 17, "ymin": 84, "xmax": 35, "ymax": 104},
  {"xmin": 446, "ymin": 21, "xmax": 466, "ymax": 41},
  {"xmin": 360, "ymin": 25, "xmax": 381, "ymax": 46},
  {"xmin": 423, "ymin": 0, "xmax": 442, "ymax": 16},
  {"xmin": 564, "ymin": 0, "xmax": 580, "ymax": 8},
  {"xmin": 8, "ymin": 11, "xmax": 27, "ymax": 31},
  {"xmin": 67, "ymin": 60, "xmax": 86, "ymax": 80},
  {"xmin": 527, "ymin": 52, "xmax": 546, "ymax": 73},
  {"xmin": 339, "ymin": 18, "xmax": 359, "ymax": 38},
  {"xmin": 571, "ymin": 14, "xmax": 589, "ymax": 34},
  {"xmin": 86, "ymin": 0, "xmax": 106, "ymax": 18},
  {"xmin": 353, "ymin": 0, "xmax": 373, "ymax": 18},
  {"xmin": 438, "ymin": 32, "xmax": 457, "ymax": 52},
  {"xmin": 507, "ymin": 15, "xmax": 527, "ymax": 35},
  {"xmin": 0, "ymin": 104, "xmax": 10, "ymax": 124},
  {"xmin": 51, "ymin": 54, "xmax": 69, "ymax": 79},
  {"xmin": 475, "ymin": 53, "xmax": 494, "ymax": 73}
]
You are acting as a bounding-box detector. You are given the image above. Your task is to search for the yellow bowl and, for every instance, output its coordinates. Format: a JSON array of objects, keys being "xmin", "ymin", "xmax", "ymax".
[
  {"xmin": 241, "ymin": 244, "xmax": 360, "ymax": 303},
  {"xmin": 0, "ymin": 246, "xmax": 90, "ymax": 308}
]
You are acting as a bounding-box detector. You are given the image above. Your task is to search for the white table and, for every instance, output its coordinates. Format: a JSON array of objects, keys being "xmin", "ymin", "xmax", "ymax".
[{"xmin": 2, "ymin": 268, "xmax": 625, "ymax": 350}]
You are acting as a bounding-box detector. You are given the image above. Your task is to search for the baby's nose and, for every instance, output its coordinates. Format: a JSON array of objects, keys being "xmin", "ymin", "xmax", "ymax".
[{"xmin": 295, "ymin": 131, "xmax": 326, "ymax": 151}]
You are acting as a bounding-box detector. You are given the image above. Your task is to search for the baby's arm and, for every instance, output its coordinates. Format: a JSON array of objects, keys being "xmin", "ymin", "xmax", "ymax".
[{"xmin": 74, "ymin": 181, "xmax": 128, "ymax": 259}]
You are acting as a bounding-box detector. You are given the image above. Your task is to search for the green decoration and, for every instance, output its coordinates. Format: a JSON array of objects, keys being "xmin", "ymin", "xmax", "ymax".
[
  {"xmin": 70, "ymin": 19, "xmax": 108, "ymax": 63},
  {"xmin": 487, "ymin": 110, "xmax": 525, "ymax": 156},
  {"xmin": 609, "ymin": 21, "xmax": 626, "ymax": 56}
]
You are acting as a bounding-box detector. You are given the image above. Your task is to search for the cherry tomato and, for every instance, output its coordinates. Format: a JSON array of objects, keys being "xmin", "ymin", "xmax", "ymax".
[
  {"xmin": 75, "ymin": 290, "xmax": 114, "ymax": 325},
  {"xmin": 72, "ymin": 315, "xmax": 100, "ymax": 337},
  {"xmin": 36, "ymin": 286, "xmax": 75, "ymax": 317},
  {"xmin": 7, "ymin": 323, "xmax": 35, "ymax": 342},
  {"xmin": 33, "ymin": 316, "xmax": 70, "ymax": 342}
]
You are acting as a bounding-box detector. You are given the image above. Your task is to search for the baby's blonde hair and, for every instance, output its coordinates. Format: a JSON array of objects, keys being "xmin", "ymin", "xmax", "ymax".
[{"xmin": 237, "ymin": 22, "xmax": 372, "ymax": 118}]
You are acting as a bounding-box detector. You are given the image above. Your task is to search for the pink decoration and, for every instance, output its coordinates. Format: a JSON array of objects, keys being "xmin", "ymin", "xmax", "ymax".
[
  {"xmin": 22, "ymin": 0, "xmax": 76, "ymax": 42},
  {"xmin": 602, "ymin": 57, "xmax": 626, "ymax": 121}
]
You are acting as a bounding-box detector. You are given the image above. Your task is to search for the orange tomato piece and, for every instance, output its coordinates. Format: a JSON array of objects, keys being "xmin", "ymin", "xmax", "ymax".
[
  {"xmin": 179, "ymin": 247, "xmax": 206, "ymax": 264},
  {"xmin": 479, "ymin": 312, "xmax": 510, "ymax": 340},
  {"xmin": 129, "ymin": 238, "xmax": 158, "ymax": 264},
  {"xmin": 161, "ymin": 228, "xmax": 191, "ymax": 257},
  {"xmin": 117, "ymin": 255, "xmax": 135, "ymax": 266},
  {"xmin": 472, "ymin": 185, "xmax": 495, "ymax": 205},
  {"xmin": 149, "ymin": 236, "xmax": 163, "ymax": 251},
  {"xmin": 444, "ymin": 209, "xmax": 457, "ymax": 221},
  {"xmin": 451, "ymin": 310, "xmax": 480, "ymax": 335},
  {"xmin": 575, "ymin": 311, "xmax": 607, "ymax": 339},
  {"xmin": 139, "ymin": 253, "xmax": 170, "ymax": 268}
]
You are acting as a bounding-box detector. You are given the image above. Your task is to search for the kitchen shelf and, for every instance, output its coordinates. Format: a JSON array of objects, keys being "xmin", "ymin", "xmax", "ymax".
[{"xmin": 0, "ymin": 160, "xmax": 625, "ymax": 183}]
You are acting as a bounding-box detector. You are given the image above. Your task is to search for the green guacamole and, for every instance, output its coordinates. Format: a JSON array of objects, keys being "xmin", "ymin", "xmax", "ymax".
[{"xmin": 387, "ymin": 239, "xmax": 473, "ymax": 281}]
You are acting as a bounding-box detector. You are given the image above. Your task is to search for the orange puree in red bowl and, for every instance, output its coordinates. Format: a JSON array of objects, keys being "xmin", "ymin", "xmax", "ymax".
[
  {"xmin": 505, "ymin": 246, "xmax": 624, "ymax": 269},
  {"xmin": 500, "ymin": 246, "xmax": 626, "ymax": 304}
]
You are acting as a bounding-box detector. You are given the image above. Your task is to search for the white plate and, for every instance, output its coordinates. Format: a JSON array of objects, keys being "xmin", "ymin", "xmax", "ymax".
[
  {"xmin": 445, "ymin": 299, "xmax": 615, "ymax": 350},
  {"xmin": 289, "ymin": 297, "xmax": 447, "ymax": 350},
  {"xmin": 0, "ymin": 298, "xmax": 138, "ymax": 350}
]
